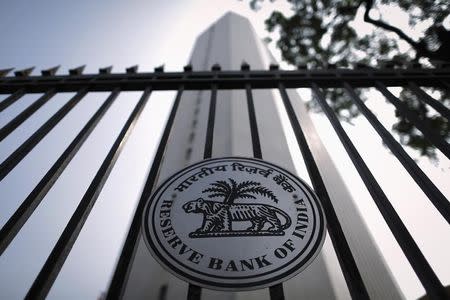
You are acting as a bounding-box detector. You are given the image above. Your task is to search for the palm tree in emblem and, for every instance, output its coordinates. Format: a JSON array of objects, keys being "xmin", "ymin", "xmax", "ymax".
[
  {"xmin": 203, "ymin": 178, "xmax": 278, "ymax": 204},
  {"xmin": 182, "ymin": 178, "xmax": 290, "ymax": 238}
]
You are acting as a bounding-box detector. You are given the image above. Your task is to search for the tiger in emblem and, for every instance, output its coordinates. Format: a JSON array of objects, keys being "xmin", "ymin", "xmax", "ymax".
[{"xmin": 182, "ymin": 198, "xmax": 291, "ymax": 233}]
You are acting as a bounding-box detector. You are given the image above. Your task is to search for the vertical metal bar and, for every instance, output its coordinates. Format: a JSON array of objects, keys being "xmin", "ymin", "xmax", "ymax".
[
  {"xmin": 374, "ymin": 81, "xmax": 450, "ymax": 159},
  {"xmin": 278, "ymin": 83, "xmax": 370, "ymax": 299},
  {"xmin": 187, "ymin": 86, "xmax": 217, "ymax": 300},
  {"xmin": 106, "ymin": 86, "xmax": 185, "ymax": 299},
  {"xmin": 203, "ymin": 85, "xmax": 217, "ymax": 159},
  {"xmin": 0, "ymin": 89, "xmax": 56, "ymax": 142},
  {"xmin": 343, "ymin": 82, "xmax": 450, "ymax": 224},
  {"xmin": 407, "ymin": 82, "xmax": 450, "ymax": 121},
  {"xmin": 0, "ymin": 89, "xmax": 26, "ymax": 112},
  {"xmin": 246, "ymin": 84, "xmax": 262, "ymax": 159},
  {"xmin": 246, "ymin": 84, "xmax": 284, "ymax": 300},
  {"xmin": 0, "ymin": 89, "xmax": 121, "ymax": 254},
  {"xmin": 25, "ymin": 88, "xmax": 151, "ymax": 299},
  {"xmin": 187, "ymin": 284, "xmax": 202, "ymax": 300},
  {"xmin": 269, "ymin": 283, "xmax": 285, "ymax": 300},
  {"xmin": 311, "ymin": 83, "xmax": 447, "ymax": 299},
  {"xmin": 158, "ymin": 284, "xmax": 168, "ymax": 300},
  {"xmin": 0, "ymin": 88, "xmax": 88, "ymax": 181}
]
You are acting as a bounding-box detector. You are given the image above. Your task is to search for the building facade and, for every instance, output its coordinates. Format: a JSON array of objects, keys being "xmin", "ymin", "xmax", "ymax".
[{"xmin": 121, "ymin": 12, "xmax": 403, "ymax": 300}]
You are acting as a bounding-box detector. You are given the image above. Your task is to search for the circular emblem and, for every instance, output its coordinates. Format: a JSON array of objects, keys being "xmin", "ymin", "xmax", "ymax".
[{"xmin": 142, "ymin": 157, "xmax": 326, "ymax": 291}]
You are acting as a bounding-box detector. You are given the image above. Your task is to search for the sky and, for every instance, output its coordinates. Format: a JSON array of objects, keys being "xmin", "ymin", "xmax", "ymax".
[{"xmin": 0, "ymin": 1, "xmax": 449, "ymax": 299}]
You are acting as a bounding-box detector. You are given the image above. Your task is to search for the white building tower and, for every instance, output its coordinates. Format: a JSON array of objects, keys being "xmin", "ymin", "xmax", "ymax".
[{"xmin": 121, "ymin": 12, "xmax": 403, "ymax": 300}]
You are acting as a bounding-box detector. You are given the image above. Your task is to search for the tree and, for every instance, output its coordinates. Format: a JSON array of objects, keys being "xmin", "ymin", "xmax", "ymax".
[
  {"xmin": 203, "ymin": 178, "xmax": 278, "ymax": 204},
  {"xmin": 244, "ymin": 0, "xmax": 449, "ymax": 158}
]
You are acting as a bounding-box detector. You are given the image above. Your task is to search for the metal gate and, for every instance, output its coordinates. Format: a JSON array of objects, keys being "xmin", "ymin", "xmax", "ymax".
[{"xmin": 0, "ymin": 63, "xmax": 449, "ymax": 299}]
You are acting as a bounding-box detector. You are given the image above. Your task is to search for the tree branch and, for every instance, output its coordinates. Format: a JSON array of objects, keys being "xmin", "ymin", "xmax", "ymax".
[{"xmin": 362, "ymin": 0, "xmax": 432, "ymax": 58}]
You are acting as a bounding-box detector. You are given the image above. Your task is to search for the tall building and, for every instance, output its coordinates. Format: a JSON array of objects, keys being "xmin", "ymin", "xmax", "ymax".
[{"xmin": 121, "ymin": 12, "xmax": 403, "ymax": 299}]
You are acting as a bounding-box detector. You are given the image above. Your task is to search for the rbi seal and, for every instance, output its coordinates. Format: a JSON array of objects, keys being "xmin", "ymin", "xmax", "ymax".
[{"xmin": 142, "ymin": 157, "xmax": 326, "ymax": 290}]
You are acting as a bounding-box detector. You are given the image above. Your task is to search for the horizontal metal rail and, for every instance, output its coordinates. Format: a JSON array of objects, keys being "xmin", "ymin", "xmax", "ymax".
[{"xmin": 0, "ymin": 67, "xmax": 449, "ymax": 93}]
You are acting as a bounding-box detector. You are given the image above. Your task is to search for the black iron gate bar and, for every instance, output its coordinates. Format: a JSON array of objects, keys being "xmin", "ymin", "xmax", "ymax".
[
  {"xmin": 311, "ymin": 83, "xmax": 446, "ymax": 299},
  {"xmin": 0, "ymin": 89, "xmax": 56, "ymax": 142},
  {"xmin": 0, "ymin": 89, "xmax": 25, "ymax": 112},
  {"xmin": 278, "ymin": 83, "xmax": 370, "ymax": 299},
  {"xmin": 0, "ymin": 64, "xmax": 449, "ymax": 300},
  {"xmin": 245, "ymin": 84, "xmax": 287, "ymax": 300},
  {"xmin": 0, "ymin": 89, "xmax": 89, "ymax": 181},
  {"xmin": 0, "ymin": 89, "xmax": 121, "ymax": 255},
  {"xmin": 106, "ymin": 86, "xmax": 185, "ymax": 300},
  {"xmin": 375, "ymin": 82, "xmax": 450, "ymax": 159},
  {"xmin": 407, "ymin": 82, "xmax": 450, "ymax": 120}
]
